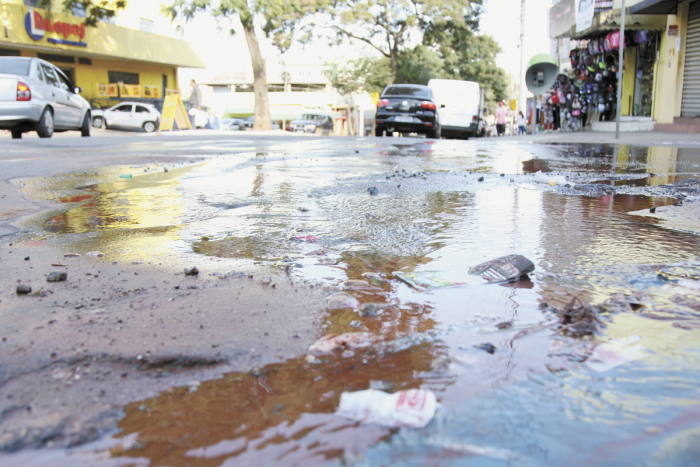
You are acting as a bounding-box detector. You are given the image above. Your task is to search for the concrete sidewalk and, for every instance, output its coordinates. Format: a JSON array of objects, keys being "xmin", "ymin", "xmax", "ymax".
[{"xmin": 494, "ymin": 129, "xmax": 700, "ymax": 146}]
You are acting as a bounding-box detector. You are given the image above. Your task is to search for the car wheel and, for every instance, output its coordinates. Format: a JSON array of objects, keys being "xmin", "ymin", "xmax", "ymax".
[
  {"xmin": 11, "ymin": 130, "xmax": 22, "ymax": 139},
  {"xmin": 427, "ymin": 126, "xmax": 441, "ymax": 139},
  {"xmin": 92, "ymin": 116, "xmax": 103, "ymax": 128},
  {"xmin": 143, "ymin": 121, "xmax": 156, "ymax": 133},
  {"xmin": 81, "ymin": 112, "xmax": 91, "ymax": 137},
  {"xmin": 35, "ymin": 107, "xmax": 54, "ymax": 138}
]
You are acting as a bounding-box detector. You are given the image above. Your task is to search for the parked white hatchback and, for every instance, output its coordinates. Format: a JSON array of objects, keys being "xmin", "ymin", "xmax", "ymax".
[
  {"xmin": 92, "ymin": 102, "xmax": 161, "ymax": 133},
  {"xmin": 0, "ymin": 57, "xmax": 91, "ymax": 139}
]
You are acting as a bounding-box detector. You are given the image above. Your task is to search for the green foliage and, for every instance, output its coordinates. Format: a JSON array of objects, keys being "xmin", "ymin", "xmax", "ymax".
[
  {"xmin": 394, "ymin": 45, "xmax": 449, "ymax": 85},
  {"xmin": 324, "ymin": 56, "xmax": 391, "ymax": 95},
  {"xmin": 326, "ymin": 0, "xmax": 484, "ymax": 79},
  {"xmin": 163, "ymin": 0, "xmax": 325, "ymax": 52},
  {"xmin": 423, "ymin": 16, "xmax": 508, "ymax": 103},
  {"xmin": 40, "ymin": 1, "xmax": 127, "ymax": 27}
]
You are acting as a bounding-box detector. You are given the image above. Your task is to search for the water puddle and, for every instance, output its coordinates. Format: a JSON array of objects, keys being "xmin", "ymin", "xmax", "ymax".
[{"xmin": 8, "ymin": 140, "xmax": 700, "ymax": 464}]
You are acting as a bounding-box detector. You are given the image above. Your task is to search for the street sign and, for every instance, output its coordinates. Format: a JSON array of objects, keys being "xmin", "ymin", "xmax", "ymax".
[{"xmin": 159, "ymin": 94, "xmax": 192, "ymax": 131}]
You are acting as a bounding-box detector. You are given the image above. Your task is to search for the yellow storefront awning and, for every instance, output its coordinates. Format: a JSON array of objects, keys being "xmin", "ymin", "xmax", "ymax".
[{"xmin": 1, "ymin": 4, "xmax": 204, "ymax": 68}]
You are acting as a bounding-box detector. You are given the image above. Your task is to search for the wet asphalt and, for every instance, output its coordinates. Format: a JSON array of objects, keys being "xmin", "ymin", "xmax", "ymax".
[{"xmin": 1, "ymin": 131, "xmax": 700, "ymax": 465}]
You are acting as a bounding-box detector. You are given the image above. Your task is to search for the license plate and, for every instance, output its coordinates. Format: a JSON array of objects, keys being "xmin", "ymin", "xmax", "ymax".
[{"xmin": 395, "ymin": 116, "xmax": 413, "ymax": 123}]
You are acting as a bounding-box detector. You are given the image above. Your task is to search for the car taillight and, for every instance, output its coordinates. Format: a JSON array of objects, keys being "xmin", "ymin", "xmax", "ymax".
[
  {"xmin": 17, "ymin": 82, "xmax": 31, "ymax": 101},
  {"xmin": 472, "ymin": 115, "xmax": 477, "ymax": 121},
  {"xmin": 421, "ymin": 101, "xmax": 436, "ymax": 110},
  {"xmin": 377, "ymin": 99, "xmax": 390, "ymax": 107}
]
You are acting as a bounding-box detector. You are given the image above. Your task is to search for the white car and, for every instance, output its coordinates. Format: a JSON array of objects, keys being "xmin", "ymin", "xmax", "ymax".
[
  {"xmin": 0, "ymin": 57, "xmax": 91, "ymax": 139},
  {"xmin": 92, "ymin": 102, "xmax": 161, "ymax": 133}
]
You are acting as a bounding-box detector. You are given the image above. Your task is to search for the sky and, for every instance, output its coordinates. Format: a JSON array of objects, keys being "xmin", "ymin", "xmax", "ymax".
[{"xmin": 176, "ymin": 0, "xmax": 555, "ymax": 85}]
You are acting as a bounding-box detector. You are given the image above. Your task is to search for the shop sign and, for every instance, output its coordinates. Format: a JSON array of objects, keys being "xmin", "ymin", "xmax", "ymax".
[
  {"xmin": 549, "ymin": 0, "xmax": 575, "ymax": 38},
  {"xmin": 668, "ymin": 25, "xmax": 678, "ymax": 36},
  {"xmin": 25, "ymin": 8, "xmax": 87, "ymax": 47},
  {"xmin": 576, "ymin": 0, "xmax": 596, "ymax": 33}
]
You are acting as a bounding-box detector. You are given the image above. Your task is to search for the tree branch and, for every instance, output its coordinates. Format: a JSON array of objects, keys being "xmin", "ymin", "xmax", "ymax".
[{"xmin": 333, "ymin": 26, "xmax": 390, "ymax": 57}]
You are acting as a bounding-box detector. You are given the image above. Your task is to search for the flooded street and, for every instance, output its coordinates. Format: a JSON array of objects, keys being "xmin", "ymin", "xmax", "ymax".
[{"xmin": 2, "ymin": 136, "xmax": 700, "ymax": 465}]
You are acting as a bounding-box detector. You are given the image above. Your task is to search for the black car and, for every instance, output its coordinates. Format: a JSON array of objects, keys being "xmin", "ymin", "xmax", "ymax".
[
  {"xmin": 286, "ymin": 113, "xmax": 333, "ymax": 134},
  {"xmin": 375, "ymin": 84, "xmax": 441, "ymax": 139}
]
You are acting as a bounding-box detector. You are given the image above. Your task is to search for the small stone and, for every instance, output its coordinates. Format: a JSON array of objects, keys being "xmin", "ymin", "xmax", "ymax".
[
  {"xmin": 16, "ymin": 284, "xmax": 32, "ymax": 295},
  {"xmin": 500, "ymin": 173, "xmax": 505, "ymax": 177},
  {"xmin": 367, "ymin": 187, "xmax": 379, "ymax": 196},
  {"xmin": 46, "ymin": 272, "xmax": 67, "ymax": 282},
  {"xmin": 495, "ymin": 321, "xmax": 513, "ymax": 330},
  {"xmin": 475, "ymin": 342, "xmax": 496, "ymax": 354},
  {"xmin": 350, "ymin": 320, "xmax": 362, "ymax": 328},
  {"xmin": 478, "ymin": 176, "xmax": 485, "ymax": 182},
  {"xmin": 164, "ymin": 167, "xmax": 169, "ymax": 173},
  {"xmin": 359, "ymin": 303, "xmax": 380, "ymax": 316},
  {"xmin": 342, "ymin": 350, "xmax": 355, "ymax": 358},
  {"xmin": 24, "ymin": 256, "xmax": 30, "ymax": 261},
  {"xmin": 184, "ymin": 267, "xmax": 199, "ymax": 276}
]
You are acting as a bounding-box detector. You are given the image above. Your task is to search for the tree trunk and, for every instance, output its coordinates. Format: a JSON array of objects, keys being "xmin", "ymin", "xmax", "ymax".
[{"xmin": 242, "ymin": 17, "xmax": 271, "ymax": 131}]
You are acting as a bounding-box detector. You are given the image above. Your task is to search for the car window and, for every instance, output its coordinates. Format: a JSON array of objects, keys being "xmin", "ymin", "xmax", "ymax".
[
  {"xmin": 135, "ymin": 106, "xmax": 150, "ymax": 113},
  {"xmin": 0, "ymin": 58, "xmax": 31, "ymax": 76},
  {"xmin": 35, "ymin": 63, "xmax": 45, "ymax": 82},
  {"xmin": 382, "ymin": 86, "xmax": 431, "ymax": 98},
  {"xmin": 114, "ymin": 105, "xmax": 132, "ymax": 112},
  {"xmin": 40, "ymin": 64, "xmax": 59, "ymax": 87},
  {"xmin": 55, "ymin": 70, "xmax": 73, "ymax": 92}
]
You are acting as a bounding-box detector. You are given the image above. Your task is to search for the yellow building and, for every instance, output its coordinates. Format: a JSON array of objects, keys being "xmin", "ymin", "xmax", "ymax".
[{"xmin": 0, "ymin": 0, "xmax": 204, "ymax": 107}]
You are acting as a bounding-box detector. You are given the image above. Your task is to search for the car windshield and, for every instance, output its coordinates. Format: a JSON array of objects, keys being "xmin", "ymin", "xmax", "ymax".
[
  {"xmin": 0, "ymin": 58, "xmax": 31, "ymax": 76},
  {"xmin": 382, "ymin": 86, "xmax": 431, "ymax": 98}
]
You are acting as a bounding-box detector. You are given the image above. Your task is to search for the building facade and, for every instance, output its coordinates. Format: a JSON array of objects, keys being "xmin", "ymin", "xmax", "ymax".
[
  {"xmin": 0, "ymin": 0, "xmax": 204, "ymax": 108},
  {"xmin": 549, "ymin": 0, "xmax": 698, "ymax": 130}
]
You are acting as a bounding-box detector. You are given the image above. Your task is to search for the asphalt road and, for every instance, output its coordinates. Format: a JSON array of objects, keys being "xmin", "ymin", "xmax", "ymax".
[{"xmin": 2, "ymin": 129, "xmax": 700, "ymax": 464}]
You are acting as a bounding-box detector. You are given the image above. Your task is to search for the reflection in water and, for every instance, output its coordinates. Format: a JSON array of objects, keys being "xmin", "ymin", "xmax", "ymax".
[
  {"xmin": 114, "ymin": 344, "xmax": 451, "ymax": 465},
  {"xmin": 17, "ymin": 141, "xmax": 700, "ymax": 464}
]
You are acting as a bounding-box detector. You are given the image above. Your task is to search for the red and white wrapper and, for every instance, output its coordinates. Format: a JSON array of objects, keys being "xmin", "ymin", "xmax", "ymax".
[{"xmin": 336, "ymin": 388, "xmax": 437, "ymax": 428}]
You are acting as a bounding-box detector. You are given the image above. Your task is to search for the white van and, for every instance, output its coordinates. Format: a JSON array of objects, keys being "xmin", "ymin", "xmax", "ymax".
[{"xmin": 428, "ymin": 79, "xmax": 485, "ymax": 139}]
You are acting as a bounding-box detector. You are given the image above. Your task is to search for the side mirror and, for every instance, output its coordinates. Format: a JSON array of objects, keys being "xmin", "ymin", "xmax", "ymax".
[{"xmin": 74, "ymin": 86, "xmax": 82, "ymax": 94}]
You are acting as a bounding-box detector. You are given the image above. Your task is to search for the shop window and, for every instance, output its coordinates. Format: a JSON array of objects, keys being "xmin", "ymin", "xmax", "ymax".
[
  {"xmin": 211, "ymin": 85, "xmax": 230, "ymax": 93},
  {"xmin": 38, "ymin": 53, "xmax": 75, "ymax": 64},
  {"xmin": 0, "ymin": 48, "xmax": 21, "ymax": 57},
  {"xmin": 108, "ymin": 71, "xmax": 139, "ymax": 85},
  {"xmin": 78, "ymin": 57, "xmax": 92, "ymax": 65},
  {"xmin": 140, "ymin": 18, "xmax": 154, "ymax": 33},
  {"xmin": 23, "ymin": 0, "xmax": 40, "ymax": 6}
]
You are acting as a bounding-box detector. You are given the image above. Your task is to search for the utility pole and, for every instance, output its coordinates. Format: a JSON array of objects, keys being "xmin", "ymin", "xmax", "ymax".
[
  {"xmin": 518, "ymin": 0, "xmax": 526, "ymax": 115},
  {"xmin": 615, "ymin": 0, "xmax": 626, "ymax": 139}
]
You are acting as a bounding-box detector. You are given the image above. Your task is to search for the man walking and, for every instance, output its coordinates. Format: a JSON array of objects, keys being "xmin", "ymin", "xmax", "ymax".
[
  {"xmin": 495, "ymin": 101, "xmax": 508, "ymax": 137},
  {"xmin": 188, "ymin": 79, "xmax": 203, "ymax": 129}
]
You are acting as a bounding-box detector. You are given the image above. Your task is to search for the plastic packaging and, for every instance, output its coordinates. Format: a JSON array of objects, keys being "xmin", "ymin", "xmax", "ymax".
[
  {"xmin": 118, "ymin": 174, "xmax": 133, "ymax": 179},
  {"xmin": 394, "ymin": 255, "xmax": 535, "ymax": 290},
  {"xmin": 336, "ymin": 388, "xmax": 437, "ymax": 428}
]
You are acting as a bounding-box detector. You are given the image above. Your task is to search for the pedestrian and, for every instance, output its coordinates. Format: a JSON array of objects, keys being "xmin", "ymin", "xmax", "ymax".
[
  {"xmin": 495, "ymin": 101, "xmax": 508, "ymax": 136},
  {"xmin": 542, "ymin": 95, "xmax": 554, "ymax": 134},
  {"xmin": 517, "ymin": 111, "xmax": 526, "ymax": 135},
  {"xmin": 189, "ymin": 79, "xmax": 202, "ymax": 128}
]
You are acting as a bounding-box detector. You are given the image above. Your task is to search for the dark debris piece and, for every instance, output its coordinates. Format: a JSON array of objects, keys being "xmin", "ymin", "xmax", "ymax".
[
  {"xmin": 16, "ymin": 284, "xmax": 32, "ymax": 295},
  {"xmin": 46, "ymin": 272, "xmax": 67, "ymax": 282},
  {"xmin": 184, "ymin": 267, "xmax": 199, "ymax": 276},
  {"xmin": 555, "ymin": 296, "xmax": 604, "ymax": 337},
  {"xmin": 474, "ymin": 343, "xmax": 496, "ymax": 354},
  {"xmin": 367, "ymin": 187, "xmax": 379, "ymax": 196}
]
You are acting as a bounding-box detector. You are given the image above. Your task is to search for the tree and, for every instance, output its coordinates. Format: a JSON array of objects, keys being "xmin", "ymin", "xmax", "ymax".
[
  {"xmin": 162, "ymin": 0, "xmax": 323, "ymax": 131},
  {"xmin": 323, "ymin": 56, "xmax": 391, "ymax": 96},
  {"xmin": 325, "ymin": 0, "xmax": 483, "ymax": 84},
  {"xmin": 423, "ymin": 17, "xmax": 508, "ymax": 103}
]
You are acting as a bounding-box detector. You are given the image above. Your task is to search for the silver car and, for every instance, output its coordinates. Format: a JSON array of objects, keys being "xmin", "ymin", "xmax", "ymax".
[
  {"xmin": 0, "ymin": 57, "xmax": 91, "ymax": 139},
  {"xmin": 92, "ymin": 102, "xmax": 161, "ymax": 133}
]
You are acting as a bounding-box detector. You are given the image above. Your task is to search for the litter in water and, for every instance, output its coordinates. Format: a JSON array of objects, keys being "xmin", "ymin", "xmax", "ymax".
[
  {"xmin": 308, "ymin": 332, "xmax": 379, "ymax": 352},
  {"xmin": 336, "ymin": 388, "xmax": 437, "ymax": 428},
  {"xmin": 327, "ymin": 294, "xmax": 360, "ymax": 310},
  {"xmin": 585, "ymin": 336, "xmax": 648, "ymax": 372}
]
